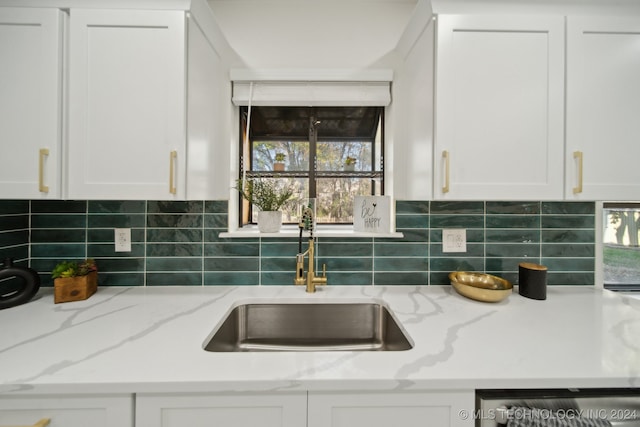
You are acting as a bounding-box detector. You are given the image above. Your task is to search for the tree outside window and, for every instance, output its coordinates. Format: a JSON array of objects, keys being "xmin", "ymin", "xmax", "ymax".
[
  {"xmin": 239, "ymin": 106, "xmax": 384, "ymax": 226},
  {"xmin": 603, "ymin": 203, "xmax": 640, "ymax": 290}
]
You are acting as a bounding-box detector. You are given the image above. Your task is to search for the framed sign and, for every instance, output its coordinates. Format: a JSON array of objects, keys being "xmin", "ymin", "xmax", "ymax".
[{"xmin": 353, "ymin": 196, "xmax": 391, "ymax": 233}]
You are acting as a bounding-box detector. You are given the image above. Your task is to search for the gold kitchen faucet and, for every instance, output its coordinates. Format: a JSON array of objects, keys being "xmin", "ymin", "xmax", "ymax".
[{"xmin": 294, "ymin": 205, "xmax": 327, "ymax": 293}]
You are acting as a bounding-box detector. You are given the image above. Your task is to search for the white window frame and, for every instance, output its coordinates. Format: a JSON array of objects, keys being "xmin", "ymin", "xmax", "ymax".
[{"xmin": 222, "ymin": 70, "xmax": 401, "ymax": 238}]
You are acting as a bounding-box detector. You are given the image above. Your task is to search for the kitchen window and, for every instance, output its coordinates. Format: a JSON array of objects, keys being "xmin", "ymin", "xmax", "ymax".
[
  {"xmin": 602, "ymin": 202, "xmax": 640, "ymax": 291},
  {"xmin": 238, "ymin": 106, "xmax": 384, "ymax": 227}
]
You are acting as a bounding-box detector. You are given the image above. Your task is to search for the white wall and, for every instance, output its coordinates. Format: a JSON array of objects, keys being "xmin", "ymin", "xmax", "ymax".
[
  {"xmin": 208, "ymin": 0, "xmax": 437, "ymax": 203},
  {"xmin": 207, "ymin": 0, "xmax": 415, "ymax": 69}
]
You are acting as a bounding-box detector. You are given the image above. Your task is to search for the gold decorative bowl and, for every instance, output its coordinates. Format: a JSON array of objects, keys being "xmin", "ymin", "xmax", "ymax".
[{"xmin": 449, "ymin": 271, "xmax": 513, "ymax": 303}]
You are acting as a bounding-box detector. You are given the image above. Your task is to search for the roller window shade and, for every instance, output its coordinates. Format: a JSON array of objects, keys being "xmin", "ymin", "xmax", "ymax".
[{"xmin": 232, "ymin": 81, "xmax": 391, "ymax": 106}]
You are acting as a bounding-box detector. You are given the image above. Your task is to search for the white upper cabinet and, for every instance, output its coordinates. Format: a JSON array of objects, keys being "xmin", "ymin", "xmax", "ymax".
[
  {"xmin": 434, "ymin": 15, "xmax": 565, "ymax": 200},
  {"xmin": 67, "ymin": 9, "xmax": 187, "ymax": 200},
  {"xmin": 566, "ymin": 16, "xmax": 640, "ymax": 200},
  {"xmin": 0, "ymin": 8, "xmax": 63, "ymax": 199}
]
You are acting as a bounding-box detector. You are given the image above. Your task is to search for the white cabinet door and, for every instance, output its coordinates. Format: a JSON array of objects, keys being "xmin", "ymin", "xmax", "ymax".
[
  {"xmin": 566, "ymin": 17, "xmax": 640, "ymax": 200},
  {"xmin": 0, "ymin": 394, "xmax": 133, "ymax": 427},
  {"xmin": 67, "ymin": 9, "xmax": 186, "ymax": 200},
  {"xmin": 136, "ymin": 392, "xmax": 307, "ymax": 427},
  {"xmin": 0, "ymin": 8, "xmax": 63, "ymax": 199},
  {"xmin": 435, "ymin": 15, "xmax": 565, "ymax": 200},
  {"xmin": 308, "ymin": 390, "xmax": 474, "ymax": 427}
]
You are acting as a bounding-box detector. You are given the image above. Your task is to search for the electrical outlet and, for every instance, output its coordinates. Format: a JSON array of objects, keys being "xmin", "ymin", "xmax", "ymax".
[
  {"xmin": 442, "ymin": 229, "xmax": 466, "ymax": 253},
  {"xmin": 114, "ymin": 228, "xmax": 131, "ymax": 252}
]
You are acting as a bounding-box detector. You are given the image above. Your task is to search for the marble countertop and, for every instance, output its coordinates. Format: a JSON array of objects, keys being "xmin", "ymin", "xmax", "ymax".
[{"xmin": 0, "ymin": 285, "xmax": 638, "ymax": 395}]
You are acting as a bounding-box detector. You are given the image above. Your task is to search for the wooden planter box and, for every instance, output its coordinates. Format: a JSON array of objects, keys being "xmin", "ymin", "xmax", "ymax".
[{"xmin": 54, "ymin": 271, "xmax": 98, "ymax": 304}]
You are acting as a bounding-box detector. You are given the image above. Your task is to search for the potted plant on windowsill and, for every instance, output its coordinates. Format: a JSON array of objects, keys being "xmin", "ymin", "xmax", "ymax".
[
  {"xmin": 236, "ymin": 178, "xmax": 295, "ymax": 232},
  {"xmin": 344, "ymin": 156, "xmax": 357, "ymax": 171},
  {"xmin": 274, "ymin": 152, "xmax": 286, "ymax": 171},
  {"xmin": 51, "ymin": 258, "xmax": 98, "ymax": 304}
]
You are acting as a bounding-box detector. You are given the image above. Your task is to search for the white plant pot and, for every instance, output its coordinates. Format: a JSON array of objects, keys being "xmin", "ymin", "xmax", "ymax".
[{"xmin": 257, "ymin": 211, "xmax": 283, "ymax": 233}]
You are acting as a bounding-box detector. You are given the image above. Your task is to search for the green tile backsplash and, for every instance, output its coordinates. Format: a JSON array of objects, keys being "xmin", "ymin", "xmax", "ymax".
[
  {"xmin": 0, "ymin": 200, "xmax": 29, "ymax": 268},
  {"xmin": 0, "ymin": 200, "xmax": 596, "ymax": 287}
]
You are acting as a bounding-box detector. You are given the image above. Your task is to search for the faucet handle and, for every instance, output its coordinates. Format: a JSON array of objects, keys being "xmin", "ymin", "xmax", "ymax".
[{"xmin": 321, "ymin": 263, "xmax": 327, "ymax": 277}]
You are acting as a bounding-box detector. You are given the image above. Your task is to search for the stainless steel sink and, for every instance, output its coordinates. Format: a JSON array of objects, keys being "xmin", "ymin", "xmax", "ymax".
[{"xmin": 203, "ymin": 302, "xmax": 413, "ymax": 352}]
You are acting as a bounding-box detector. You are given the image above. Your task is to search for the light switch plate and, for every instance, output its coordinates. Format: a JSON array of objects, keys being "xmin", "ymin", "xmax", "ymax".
[
  {"xmin": 442, "ymin": 229, "xmax": 466, "ymax": 253},
  {"xmin": 114, "ymin": 228, "xmax": 131, "ymax": 252}
]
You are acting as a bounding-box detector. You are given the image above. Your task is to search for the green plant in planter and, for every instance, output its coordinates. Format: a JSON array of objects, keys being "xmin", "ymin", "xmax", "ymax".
[
  {"xmin": 345, "ymin": 156, "xmax": 357, "ymax": 166},
  {"xmin": 235, "ymin": 178, "xmax": 295, "ymax": 211},
  {"xmin": 275, "ymin": 152, "xmax": 286, "ymax": 162},
  {"xmin": 51, "ymin": 258, "xmax": 97, "ymax": 279}
]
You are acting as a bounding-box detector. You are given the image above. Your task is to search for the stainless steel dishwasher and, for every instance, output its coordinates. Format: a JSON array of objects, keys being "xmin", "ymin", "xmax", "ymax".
[{"xmin": 476, "ymin": 389, "xmax": 640, "ymax": 427}]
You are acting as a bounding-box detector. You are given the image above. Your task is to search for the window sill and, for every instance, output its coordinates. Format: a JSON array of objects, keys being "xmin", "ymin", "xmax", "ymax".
[{"xmin": 219, "ymin": 225, "xmax": 404, "ymax": 239}]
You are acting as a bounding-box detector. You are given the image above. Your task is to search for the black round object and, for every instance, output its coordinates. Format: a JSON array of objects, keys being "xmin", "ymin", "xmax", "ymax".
[{"xmin": 0, "ymin": 258, "xmax": 41, "ymax": 310}]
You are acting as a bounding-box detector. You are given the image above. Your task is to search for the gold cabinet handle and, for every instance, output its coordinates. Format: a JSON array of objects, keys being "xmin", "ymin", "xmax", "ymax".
[
  {"xmin": 169, "ymin": 150, "xmax": 177, "ymax": 194},
  {"xmin": 38, "ymin": 148, "xmax": 50, "ymax": 193},
  {"xmin": 442, "ymin": 150, "xmax": 450, "ymax": 194},
  {"xmin": 4, "ymin": 418, "xmax": 50, "ymax": 427},
  {"xmin": 573, "ymin": 150, "xmax": 583, "ymax": 194}
]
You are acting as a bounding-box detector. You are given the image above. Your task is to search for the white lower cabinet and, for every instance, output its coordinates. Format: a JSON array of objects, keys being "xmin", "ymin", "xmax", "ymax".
[
  {"xmin": 0, "ymin": 394, "xmax": 133, "ymax": 427},
  {"xmin": 135, "ymin": 392, "xmax": 307, "ymax": 427},
  {"xmin": 308, "ymin": 390, "xmax": 474, "ymax": 427},
  {"xmin": 136, "ymin": 390, "xmax": 474, "ymax": 427}
]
